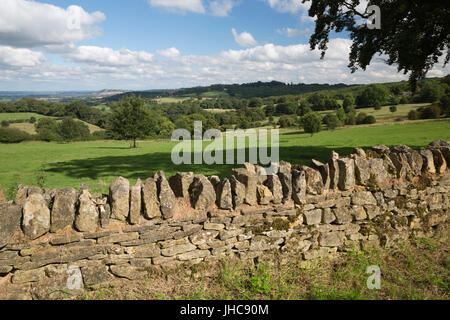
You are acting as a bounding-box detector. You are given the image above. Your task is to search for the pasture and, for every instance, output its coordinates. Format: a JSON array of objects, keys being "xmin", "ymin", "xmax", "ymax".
[{"xmin": 1, "ymin": 120, "xmax": 449, "ymax": 198}]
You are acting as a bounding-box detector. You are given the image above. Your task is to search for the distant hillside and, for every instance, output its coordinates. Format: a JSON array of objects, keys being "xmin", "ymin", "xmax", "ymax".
[{"xmin": 106, "ymin": 81, "xmax": 352, "ymax": 101}]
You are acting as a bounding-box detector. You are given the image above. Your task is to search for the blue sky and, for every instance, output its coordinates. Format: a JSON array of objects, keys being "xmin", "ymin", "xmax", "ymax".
[{"xmin": 0, "ymin": 0, "xmax": 447, "ymax": 91}]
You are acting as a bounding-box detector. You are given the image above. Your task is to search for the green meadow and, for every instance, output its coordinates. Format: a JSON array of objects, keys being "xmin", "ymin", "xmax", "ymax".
[{"xmin": 1, "ymin": 120, "xmax": 450, "ymax": 198}]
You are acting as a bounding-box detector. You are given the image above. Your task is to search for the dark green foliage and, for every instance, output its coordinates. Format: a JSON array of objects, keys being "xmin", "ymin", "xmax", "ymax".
[
  {"xmin": 301, "ymin": 112, "xmax": 322, "ymax": 136},
  {"xmin": 440, "ymin": 95, "xmax": 450, "ymax": 117},
  {"xmin": 408, "ymin": 110, "xmax": 421, "ymax": 120},
  {"xmin": 356, "ymin": 85, "xmax": 389, "ymax": 108},
  {"xmin": 0, "ymin": 127, "xmax": 31, "ymax": 143},
  {"xmin": 276, "ymin": 102, "xmax": 298, "ymax": 115},
  {"xmin": 390, "ymin": 106, "xmax": 398, "ymax": 113},
  {"xmin": 418, "ymin": 105, "xmax": 442, "ymax": 119},
  {"xmin": 1, "ymin": 120, "xmax": 9, "ymax": 127},
  {"xmin": 278, "ymin": 115, "xmax": 297, "ymax": 128},
  {"xmin": 58, "ymin": 118, "xmax": 91, "ymax": 142},
  {"xmin": 107, "ymin": 96, "xmax": 154, "ymax": 148},
  {"xmin": 323, "ymin": 114, "xmax": 339, "ymax": 130},
  {"xmin": 418, "ymin": 81, "xmax": 445, "ymax": 103},
  {"xmin": 305, "ymin": 0, "xmax": 450, "ymax": 90}
]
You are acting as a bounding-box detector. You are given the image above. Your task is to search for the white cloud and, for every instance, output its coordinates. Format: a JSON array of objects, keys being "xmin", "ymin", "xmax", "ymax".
[
  {"xmin": 209, "ymin": 0, "xmax": 236, "ymax": 17},
  {"xmin": 157, "ymin": 47, "xmax": 181, "ymax": 59},
  {"xmin": 0, "ymin": 45, "xmax": 44, "ymax": 67},
  {"xmin": 265, "ymin": 0, "xmax": 310, "ymax": 14},
  {"xmin": 148, "ymin": 0, "xmax": 205, "ymax": 14},
  {"xmin": 277, "ymin": 27, "xmax": 311, "ymax": 37},
  {"xmin": 65, "ymin": 46, "xmax": 154, "ymax": 66},
  {"xmin": 0, "ymin": 0, "xmax": 105, "ymax": 48},
  {"xmin": 232, "ymin": 28, "xmax": 258, "ymax": 47}
]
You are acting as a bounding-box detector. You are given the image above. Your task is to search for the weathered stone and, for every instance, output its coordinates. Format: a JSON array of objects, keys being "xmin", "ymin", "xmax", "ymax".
[
  {"xmin": 177, "ymin": 250, "xmax": 210, "ymax": 261},
  {"xmin": 322, "ymin": 208, "xmax": 336, "ymax": 224},
  {"xmin": 319, "ymin": 232, "xmax": 344, "ymax": 247},
  {"xmin": 12, "ymin": 267, "xmax": 46, "ymax": 284},
  {"xmin": 110, "ymin": 264, "xmax": 147, "ymax": 280},
  {"xmin": 354, "ymin": 155, "xmax": 370, "ymax": 185},
  {"xmin": 372, "ymin": 145, "xmax": 390, "ymax": 154},
  {"xmin": 22, "ymin": 193, "xmax": 50, "ymax": 240},
  {"xmin": 389, "ymin": 149, "xmax": 412, "ymax": 179},
  {"xmin": 303, "ymin": 209, "xmax": 322, "ymax": 225},
  {"xmin": 27, "ymin": 186, "xmax": 42, "ymax": 197},
  {"xmin": 350, "ymin": 206, "xmax": 367, "ymax": 221},
  {"xmin": 278, "ymin": 161, "xmax": 292, "ymax": 202},
  {"xmin": 155, "ymin": 172, "xmax": 177, "ymax": 219},
  {"xmin": 292, "ymin": 169, "xmax": 306, "ymax": 205},
  {"xmin": 142, "ymin": 178, "xmax": 160, "ymax": 220},
  {"xmin": 50, "ymin": 188, "xmax": 77, "ymax": 233},
  {"xmin": 0, "ymin": 265, "xmax": 13, "ymax": 274},
  {"xmin": 75, "ymin": 189, "xmax": 99, "ymax": 233},
  {"xmin": 216, "ymin": 178, "xmax": 233, "ymax": 210},
  {"xmin": 368, "ymin": 158, "xmax": 390, "ymax": 184},
  {"xmin": 301, "ymin": 165, "xmax": 324, "ymax": 195},
  {"xmin": 431, "ymin": 148, "xmax": 447, "ymax": 174},
  {"xmin": 99, "ymin": 202, "xmax": 111, "ymax": 229},
  {"xmin": 328, "ymin": 151, "xmax": 340, "ymax": 190},
  {"xmin": 14, "ymin": 184, "xmax": 28, "ymax": 206},
  {"xmin": 365, "ymin": 205, "xmax": 381, "ymax": 219},
  {"xmin": 232, "ymin": 167, "xmax": 258, "ymax": 206},
  {"xmin": 351, "ymin": 191, "xmax": 377, "ymax": 206},
  {"xmin": 337, "ymin": 158, "xmax": 355, "ymax": 191},
  {"xmin": 257, "ymin": 185, "xmax": 273, "ymax": 205},
  {"xmin": 97, "ymin": 232, "xmax": 139, "ymax": 244},
  {"xmin": 129, "ymin": 179, "xmax": 143, "ymax": 225},
  {"xmin": 420, "ymin": 148, "xmax": 436, "ymax": 173},
  {"xmin": 50, "ymin": 235, "xmax": 81, "ymax": 245},
  {"xmin": 81, "ymin": 265, "xmax": 114, "ymax": 286},
  {"xmin": 190, "ymin": 175, "xmax": 216, "ymax": 210},
  {"xmin": 134, "ymin": 243, "xmax": 160, "ymax": 258},
  {"xmin": 255, "ymin": 165, "xmax": 268, "ymax": 184},
  {"xmin": 109, "ymin": 177, "xmax": 130, "ymax": 221},
  {"xmin": 169, "ymin": 172, "xmax": 194, "ymax": 198},
  {"xmin": 0, "ymin": 203, "xmax": 22, "ymax": 248},
  {"xmin": 265, "ymin": 174, "xmax": 283, "ymax": 204},
  {"xmin": 333, "ymin": 207, "xmax": 353, "ymax": 224},
  {"xmin": 230, "ymin": 175, "xmax": 245, "ymax": 208},
  {"xmin": 311, "ymin": 159, "xmax": 330, "ymax": 190},
  {"xmin": 161, "ymin": 243, "xmax": 196, "ymax": 257}
]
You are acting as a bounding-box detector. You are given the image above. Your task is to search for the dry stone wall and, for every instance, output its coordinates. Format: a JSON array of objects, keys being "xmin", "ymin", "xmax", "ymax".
[{"xmin": 0, "ymin": 140, "xmax": 449, "ymax": 296}]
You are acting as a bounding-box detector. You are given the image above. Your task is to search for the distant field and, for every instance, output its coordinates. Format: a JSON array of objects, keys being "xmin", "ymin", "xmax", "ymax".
[
  {"xmin": 0, "ymin": 112, "xmax": 48, "ymax": 122},
  {"xmin": 0, "ymin": 112, "xmax": 103, "ymax": 134},
  {"xmin": 318, "ymin": 103, "xmax": 430, "ymax": 124},
  {"xmin": 156, "ymin": 97, "xmax": 190, "ymax": 103},
  {"xmin": 204, "ymin": 108, "xmax": 234, "ymax": 113},
  {"xmin": 1, "ymin": 120, "xmax": 449, "ymax": 198}
]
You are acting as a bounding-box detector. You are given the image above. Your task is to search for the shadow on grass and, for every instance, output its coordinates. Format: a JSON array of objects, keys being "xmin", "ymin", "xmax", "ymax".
[{"xmin": 45, "ymin": 145, "xmax": 371, "ymax": 181}]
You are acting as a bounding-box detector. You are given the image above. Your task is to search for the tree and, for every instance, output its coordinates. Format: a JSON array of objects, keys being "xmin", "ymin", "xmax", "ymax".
[
  {"xmin": 335, "ymin": 107, "xmax": 346, "ymax": 124},
  {"xmin": 304, "ymin": 0, "xmax": 449, "ymax": 90},
  {"xmin": 440, "ymin": 95, "xmax": 450, "ymax": 117},
  {"xmin": 1, "ymin": 120, "xmax": 9, "ymax": 127},
  {"xmin": 342, "ymin": 94, "xmax": 355, "ymax": 113},
  {"xmin": 107, "ymin": 96, "xmax": 154, "ymax": 148},
  {"xmin": 356, "ymin": 84, "xmax": 389, "ymax": 108},
  {"xmin": 35, "ymin": 118, "xmax": 61, "ymax": 141},
  {"xmin": 419, "ymin": 81, "xmax": 445, "ymax": 103},
  {"xmin": 58, "ymin": 118, "xmax": 91, "ymax": 142},
  {"xmin": 301, "ymin": 112, "xmax": 322, "ymax": 136},
  {"xmin": 278, "ymin": 115, "xmax": 297, "ymax": 128},
  {"xmin": 389, "ymin": 106, "xmax": 398, "ymax": 113},
  {"xmin": 323, "ymin": 114, "xmax": 339, "ymax": 130}
]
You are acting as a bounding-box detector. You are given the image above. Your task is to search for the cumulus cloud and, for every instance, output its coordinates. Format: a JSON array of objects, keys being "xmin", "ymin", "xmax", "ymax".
[
  {"xmin": 65, "ymin": 46, "xmax": 154, "ymax": 66},
  {"xmin": 265, "ymin": 0, "xmax": 309, "ymax": 14},
  {"xmin": 232, "ymin": 28, "xmax": 258, "ymax": 47},
  {"xmin": 0, "ymin": 0, "xmax": 105, "ymax": 48},
  {"xmin": 209, "ymin": 0, "xmax": 237, "ymax": 17},
  {"xmin": 148, "ymin": 0, "xmax": 205, "ymax": 14},
  {"xmin": 277, "ymin": 27, "xmax": 311, "ymax": 37},
  {"xmin": 0, "ymin": 45, "xmax": 45, "ymax": 67},
  {"xmin": 157, "ymin": 47, "xmax": 181, "ymax": 59}
]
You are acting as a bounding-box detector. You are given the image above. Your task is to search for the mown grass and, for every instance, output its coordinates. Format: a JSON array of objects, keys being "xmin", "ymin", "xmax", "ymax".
[
  {"xmin": 79, "ymin": 237, "xmax": 449, "ymax": 300},
  {"xmin": 1, "ymin": 120, "xmax": 449, "ymax": 197}
]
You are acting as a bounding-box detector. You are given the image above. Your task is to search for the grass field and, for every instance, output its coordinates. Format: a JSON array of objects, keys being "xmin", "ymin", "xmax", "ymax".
[
  {"xmin": 1, "ymin": 120, "xmax": 449, "ymax": 198},
  {"xmin": 0, "ymin": 112, "xmax": 48, "ymax": 122}
]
